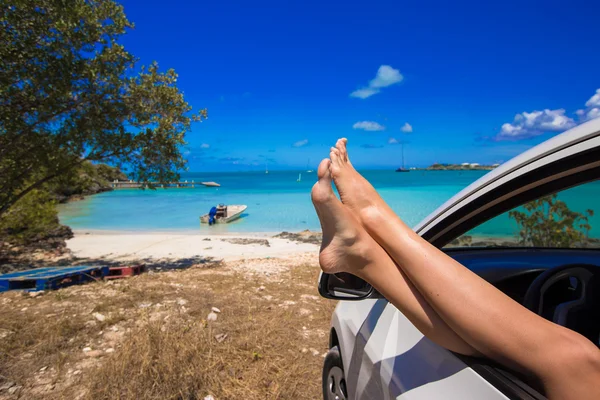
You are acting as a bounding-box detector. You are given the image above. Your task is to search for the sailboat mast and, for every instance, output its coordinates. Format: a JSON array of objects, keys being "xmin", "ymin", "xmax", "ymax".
[{"xmin": 401, "ymin": 142, "xmax": 405, "ymax": 169}]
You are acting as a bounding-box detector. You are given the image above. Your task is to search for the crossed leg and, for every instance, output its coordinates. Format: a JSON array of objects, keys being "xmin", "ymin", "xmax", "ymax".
[
  {"xmin": 321, "ymin": 138, "xmax": 600, "ymax": 399},
  {"xmin": 312, "ymin": 158, "xmax": 478, "ymax": 356}
]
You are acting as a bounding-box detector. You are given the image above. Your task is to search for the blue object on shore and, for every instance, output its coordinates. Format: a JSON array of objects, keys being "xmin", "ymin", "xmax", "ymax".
[
  {"xmin": 0, "ymin": 266, "xmax": 109, "ymax": 292},
  {"xmin": 208, "ymin": 206, "xmax": 217, "ymax": 225}
]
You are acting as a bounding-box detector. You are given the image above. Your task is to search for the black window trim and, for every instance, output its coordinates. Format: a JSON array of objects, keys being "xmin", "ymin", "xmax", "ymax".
[{"xmin": 423, "ymin": 146, "xmax": 600, "ymax": 248}]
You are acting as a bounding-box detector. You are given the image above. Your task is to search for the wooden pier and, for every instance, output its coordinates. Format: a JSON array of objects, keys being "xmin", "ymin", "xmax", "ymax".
[{"xmin": 110, "ymin": 180, "xmax": 220, "ymax": 189}]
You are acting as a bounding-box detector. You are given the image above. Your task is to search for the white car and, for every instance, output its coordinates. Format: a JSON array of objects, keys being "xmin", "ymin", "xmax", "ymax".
[{"xmin": 319, "ymin": 118, "xmax": 600, "ymax": 399}]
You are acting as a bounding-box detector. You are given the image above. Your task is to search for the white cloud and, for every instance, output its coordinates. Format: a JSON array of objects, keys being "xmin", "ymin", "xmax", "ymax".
[
  {"xmin": 350, "ymin": 65, "xmax": 403, "ymax": 99},
  {"xmin": 292, "ymin": 139, "xmax": 309, "ymax": 147},
  {"xmin": 495, "ymin": 109, "xmax": 576, "ymax": 141},
  {"xmin": 585, "ymin": 89, "xmax": 600, "ymax": 108},
  {"xmin": 576, "ymin": 88, "xmax": 600, "ymax": 122},
  {"xmin": 200, "ymin": 143, "xmax": 210, "ymax": 149},
  {"xmin": 350, "ymin": 88, "xmax": 380, "ymax": 99},
  {"xmin": 353, "ymin": 121, "xmax": 385, "ymax": 131},
  {"xmin": 401, "ymin": 123, "xmax": 413, "ymax": 133},
  {"xmin": 370, "ymin": 65, "xmax": 403, "ymax": 88},
  {"xmin": 388, "ymin": 137, "xmax": 399, "ymax": 144}
]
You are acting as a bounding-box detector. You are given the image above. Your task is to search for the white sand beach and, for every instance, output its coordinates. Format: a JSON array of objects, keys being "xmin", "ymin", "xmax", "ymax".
[{"xmin": 67, "ymin": 231, "xmax": 320, "ymax": 263}]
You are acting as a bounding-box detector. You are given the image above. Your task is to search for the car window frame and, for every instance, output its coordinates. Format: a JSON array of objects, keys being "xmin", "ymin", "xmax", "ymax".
[{"xmin": 419, "ymin": 136, "xmax": 600, "ymax": 248}]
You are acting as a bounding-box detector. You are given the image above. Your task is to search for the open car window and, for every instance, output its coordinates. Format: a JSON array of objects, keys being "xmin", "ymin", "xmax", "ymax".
[{"xmin": 444, "ymin": 180, "xmax": 600, "ymax": 249}]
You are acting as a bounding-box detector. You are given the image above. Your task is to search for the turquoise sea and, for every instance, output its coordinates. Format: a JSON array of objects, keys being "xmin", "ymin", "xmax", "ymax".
[{"xmin": 58, "ymin": 170, "xmax": 600, "ymax": 238}]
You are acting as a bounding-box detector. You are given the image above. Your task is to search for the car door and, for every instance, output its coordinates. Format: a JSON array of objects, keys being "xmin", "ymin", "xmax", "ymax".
[
  {"xmin": 331, "ymin": 119, "xmax": 600, "ymax": 399},
  {"xmin": 335, "ymin": 298, "xmax": 510, "ymax": 400}
]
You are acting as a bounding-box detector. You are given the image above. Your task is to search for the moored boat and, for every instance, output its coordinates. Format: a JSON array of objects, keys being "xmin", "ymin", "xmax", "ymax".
[{"xmin": 200, "ymin": 204, "xmax": 247, "ymax": 224}]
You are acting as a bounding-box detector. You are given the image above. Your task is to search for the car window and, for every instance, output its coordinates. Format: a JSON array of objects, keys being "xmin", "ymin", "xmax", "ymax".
[{"xmin": 444, "ymin": 180, "xmax": 600, "ymax": 249}]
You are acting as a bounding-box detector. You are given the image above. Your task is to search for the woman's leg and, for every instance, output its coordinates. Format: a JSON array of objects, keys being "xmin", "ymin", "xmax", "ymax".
[
  {"xmin": 312, "ymin": 159, "xmax": 479, "ymax": 356},
  {"xmin": 328, "ymin": 138, "xmax": 600, "ymax": 399}
]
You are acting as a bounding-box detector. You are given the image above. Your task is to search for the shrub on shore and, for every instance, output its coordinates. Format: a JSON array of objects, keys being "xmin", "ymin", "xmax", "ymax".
[{"xmin": 0, "ymin": 162, "xmax": 124, "ymax": 264}]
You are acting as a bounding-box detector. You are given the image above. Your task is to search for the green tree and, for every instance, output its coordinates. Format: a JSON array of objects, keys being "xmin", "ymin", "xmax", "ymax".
[
  {"xmin": 0, "ymin": 0, "xmax": 207, "ymax": 216},
  {"xmin": 509, "ymin": 194, "xmax": 593, "ymax": 247},
  {"xmin": 0, "ymin": 188, "xmax": 68, "ymax": 245}
]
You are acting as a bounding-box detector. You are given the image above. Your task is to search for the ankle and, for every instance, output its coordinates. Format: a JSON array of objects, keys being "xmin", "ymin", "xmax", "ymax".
[{"xmin": 359, "ymin": 204, "xmax": 384, "ymax": 229}]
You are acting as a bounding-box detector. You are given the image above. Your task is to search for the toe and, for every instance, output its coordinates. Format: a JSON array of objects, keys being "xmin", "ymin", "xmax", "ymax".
[
  {"xmin": 317, "ymin": 158, "xmax": 332, "ymax": 181},
  {"xmin": 330, "ymin": 147, "xmax": 340, "ymax": 164},
  {"xmin": 336, "ymin": 138, "xmax": 348, "ymax": 162},
  {"xmin": 312, "ymin": 159, "xmax": 335, "ymax": 205}
]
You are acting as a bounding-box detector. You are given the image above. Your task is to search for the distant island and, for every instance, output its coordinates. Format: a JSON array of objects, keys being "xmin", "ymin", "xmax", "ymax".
[{"xmin": 418, "ymin": 162, "xmax": 500, "ymax": 171}]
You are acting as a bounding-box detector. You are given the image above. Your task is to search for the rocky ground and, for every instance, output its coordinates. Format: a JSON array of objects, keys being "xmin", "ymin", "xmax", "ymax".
[
  {"xmin": 273, "ymin": 230, "xmax": 322, "ymax": 245},
  {"xmin": 0, "ymin": 252, "xmax": 335, "ymax": 400}
]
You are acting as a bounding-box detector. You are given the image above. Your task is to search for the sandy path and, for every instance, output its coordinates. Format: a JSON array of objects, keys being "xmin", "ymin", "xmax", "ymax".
[{"xmin": 67, "ymin": 232, "xmax": 319, "ymax": 262}]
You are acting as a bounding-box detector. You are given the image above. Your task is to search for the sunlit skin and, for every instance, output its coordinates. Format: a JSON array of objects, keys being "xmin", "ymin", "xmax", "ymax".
[
  {"xmin": 313, "ymin": 139, "xmax": 600, "ymax": 400},
  {"xmin": 312, "ymin": 159, "xmax": 478, "ymax": 356}
]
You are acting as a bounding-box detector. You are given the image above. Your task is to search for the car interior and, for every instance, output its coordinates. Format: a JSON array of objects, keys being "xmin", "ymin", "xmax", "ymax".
[
  {"xmin": 320, "ymin": 172, "xmax": 600, "ymax": 399},
  {"xmin": 436, "ymin": 248, "xmax": 600, "ymax": 400}
]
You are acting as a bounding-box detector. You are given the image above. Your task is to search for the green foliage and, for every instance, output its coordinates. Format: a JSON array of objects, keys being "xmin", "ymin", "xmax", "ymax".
[
  {"xmin": 0, "ymin": 189, "xmax": 64, "ymax": 244},
  {"xmin": 50, "ymin": 161, "xmax": 127, "ymax": 201},
  {"xmin": 0, "ymin": 0, "xmax": 207, "ymax": 216},
  {"xmin": 509, "ymin": 194, "xmax": 594, "ymax": 247}
]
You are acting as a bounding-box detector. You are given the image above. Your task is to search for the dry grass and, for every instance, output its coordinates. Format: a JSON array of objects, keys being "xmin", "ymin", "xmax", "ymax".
[{"xmin": 0, "ymin": 258, "xmax": 335, "ymax": 399}]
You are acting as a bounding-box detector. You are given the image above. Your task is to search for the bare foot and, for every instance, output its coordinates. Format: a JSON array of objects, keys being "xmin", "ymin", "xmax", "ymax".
[
  {"xmin": 329, "ymin": 138, "xmax": 389, "ymax": 224},
  {"xmin": 312, "ymin": 159, "xmax": 481, "ymax": 356},
  {"xmin": 311, "ymin": 158, "xmax": 374, "ymax": 276}
]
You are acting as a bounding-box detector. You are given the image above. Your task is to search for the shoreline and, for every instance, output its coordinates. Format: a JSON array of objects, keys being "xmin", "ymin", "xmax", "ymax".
[
  {"xmin": 72, "ymin": 229, "xmax": 289, "ymax": 237},
  {"xmin": 67, "ymin": 230, "xmax": 321, "ymax": 263}
]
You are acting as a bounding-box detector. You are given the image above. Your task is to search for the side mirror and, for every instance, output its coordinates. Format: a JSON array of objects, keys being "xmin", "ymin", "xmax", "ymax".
[{"xmin": 318, "ymin": 272, "xmax": 383, "ymax": 300}]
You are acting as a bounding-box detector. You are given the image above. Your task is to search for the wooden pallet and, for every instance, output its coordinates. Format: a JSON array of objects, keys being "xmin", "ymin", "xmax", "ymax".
[
  {"xmin": 105, "ymin": 264, "xmax": 146, "ymax": 280},
  {"xmin": 0, "ymin": 266, "xmax": 109, "ymax": 292}
]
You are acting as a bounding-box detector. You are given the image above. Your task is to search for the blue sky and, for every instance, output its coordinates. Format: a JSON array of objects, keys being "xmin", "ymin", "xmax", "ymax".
[{"xmin": 120, "ymin": 0, "xmax": 600, "ymax": 171}]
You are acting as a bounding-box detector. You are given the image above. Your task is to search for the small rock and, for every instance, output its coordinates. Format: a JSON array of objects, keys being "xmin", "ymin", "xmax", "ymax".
[
  {"xmin": 8, "ymin": 386, "xmax": 21, "ymax": 395},
  {"xmin": 262, "ymin": 295, "xmax": 273, "ymax": 301},
  {"xmin": 214, "ymin": 333, "xmax": 228, "ymax": 343},
  {"xmin": 257, "ymin": 286, "xmax": 266, "ymax": 292},
  {"xmin": 176, "ymin": 298, "xmax": 188, "ymax": 306},
  {"xmin": 93, "ymin": 312, "xmax": 106, "ymax": 322},
  {"xmin": 73, "ymin": 370, "xmax": 82, "ymax": 376},
  {"xmin": 204, "ymin": 396, "xmax": 215, "ymax": 400},
  {"xmin": 206, "ymin": 312, "xmax": 218, "ymax": 322},
  {"xmin": 20, "ymin": 307, "xmax": 28, "ymax": 312},
  {"xmin": 85, "ymin": 350, "xmax": 103, "ymax": 358},
  {"xmin": 29, "ymin": 291, "xmax": 45, "ymax": 298},
  {"xmin": 0, "ymin": 329, "xmax": 14, "ymax": 339},
  {"xmin": 39, "ymin": 366, "xmax": 47, "ymax": 372},
  {"xmin": 138, "ymin": 303, "xmax": 152, "ymax": 309},
  {"xmin": 0, "ymin": 381, "xmax": 15, "ymax": 391},
  {"xmin": 82, "ymin": 347, "xmax": 92, "ymax": 352},
  {"xmin": 301, "ymin": 348, "xmax": 308, "ymax": 354},
  {"xmin": 105, "ymin": 348, "xmax": 115, "ymax": 354},
  {"xmin": 211, "ymin": 307, "xmax": 221, "ymax": 313},
  {"xmin": 298, "ymin": 308, "xmax": 312, "ymax": 316},
  {"xmin": 310, "ymin": 348, "xmax": 320, "ymax": 356}
]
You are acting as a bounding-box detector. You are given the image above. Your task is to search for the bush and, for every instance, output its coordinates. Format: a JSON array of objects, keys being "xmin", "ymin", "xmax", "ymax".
[
  {"xmin": 509, "ymin": 194, "xmax": 593, "ymax": 247},
  {"xmin": 51, "ymin": 162, "xmax": 128, "ymax": 202},
  {"xmin": 0, "ymin": 189, "xmax": 72, "ymax": 247}
]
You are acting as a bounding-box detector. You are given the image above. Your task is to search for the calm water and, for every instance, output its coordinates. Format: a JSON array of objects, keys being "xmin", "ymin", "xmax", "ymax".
[{"xmin": 58, "ymin": 170, "xmax": 600, "ymax": 237}]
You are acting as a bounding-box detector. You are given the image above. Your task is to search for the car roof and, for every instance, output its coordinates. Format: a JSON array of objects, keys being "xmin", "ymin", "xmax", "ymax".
[{"xmin": 415, "ymin": 118, "xmax": 600, "ymax": 245}]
